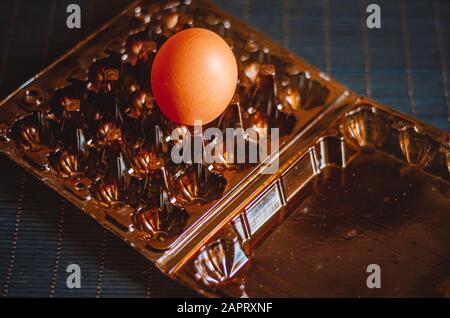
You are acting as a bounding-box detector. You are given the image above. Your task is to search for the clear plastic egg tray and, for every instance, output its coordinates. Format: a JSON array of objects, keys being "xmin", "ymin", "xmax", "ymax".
[{"xmin": 0, "ymin": 0, "xmax": 448, "ymax": 297}]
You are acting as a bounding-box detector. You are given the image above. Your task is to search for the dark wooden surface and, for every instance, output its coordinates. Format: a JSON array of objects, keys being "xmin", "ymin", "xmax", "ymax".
[{"xmin": 0, "ymin": 0, "xmax": 448, "ymax": 297}]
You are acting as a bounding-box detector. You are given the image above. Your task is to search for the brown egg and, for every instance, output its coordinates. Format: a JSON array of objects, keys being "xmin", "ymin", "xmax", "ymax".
[{"xmin": 151, "ymin": 28, "xmax": 238, "ymax": 126}]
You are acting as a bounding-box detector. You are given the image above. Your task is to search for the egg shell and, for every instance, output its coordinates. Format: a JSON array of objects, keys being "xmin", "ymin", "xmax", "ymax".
[{"xmin": 151, "ymin": 28, "xmax": 238, "ymax": 126}]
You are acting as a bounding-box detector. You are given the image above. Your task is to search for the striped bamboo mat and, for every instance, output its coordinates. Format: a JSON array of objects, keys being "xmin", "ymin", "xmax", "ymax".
[{"xmin": 0, "ymin": 0, "xmax": 448, "ymax": 297}]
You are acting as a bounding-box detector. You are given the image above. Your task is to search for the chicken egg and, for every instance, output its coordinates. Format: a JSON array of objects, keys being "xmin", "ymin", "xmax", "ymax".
[{"xmin": 151, "ymin": 28, "xmax": 238, "ymax": 126}]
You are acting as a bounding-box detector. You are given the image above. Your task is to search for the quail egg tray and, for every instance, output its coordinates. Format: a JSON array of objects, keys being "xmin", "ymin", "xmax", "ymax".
[{"xmin": 0, "ymin": 0, "xmax": 448, "ymax": 297}]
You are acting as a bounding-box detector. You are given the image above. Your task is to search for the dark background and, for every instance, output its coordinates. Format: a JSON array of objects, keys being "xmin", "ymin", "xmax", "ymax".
[{"xmin": 0, "ymin": 0, "xmax": 448, "ymax": 297}]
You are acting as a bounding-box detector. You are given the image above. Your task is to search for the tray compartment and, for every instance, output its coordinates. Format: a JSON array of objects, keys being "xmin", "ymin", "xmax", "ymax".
[
  {"xmin": 176, "ymin": 101, "xmax": 450, "ymax": 297},
  {"xmin": 0, "ymin": 0, "xmax": 348, "ymax": 255}
]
